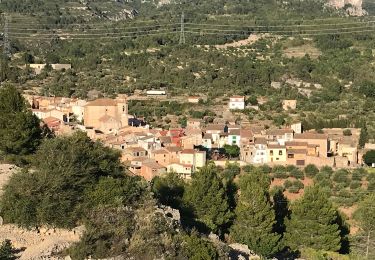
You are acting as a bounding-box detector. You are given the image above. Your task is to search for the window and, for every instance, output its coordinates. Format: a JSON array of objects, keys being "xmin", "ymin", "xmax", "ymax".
[
  {"xmin": 123, "ymin": 106, "xmax": 125, "ymax": 112},
  {"xmin": 270, "ymin": 150, "xmax": 274, "ymax": 156},
  {"xmin": 279, "ymin": 150, "xmax": 283, "ymax": 155},
  {"xmin": 288, "ymin": 154, "xmax": 294, "ymax": 158}
]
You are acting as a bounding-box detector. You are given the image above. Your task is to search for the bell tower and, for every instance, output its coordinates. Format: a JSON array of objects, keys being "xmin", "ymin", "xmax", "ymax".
[{"xmin": 117, "ymin": 94, "xmax": 128, "ymax": 127}]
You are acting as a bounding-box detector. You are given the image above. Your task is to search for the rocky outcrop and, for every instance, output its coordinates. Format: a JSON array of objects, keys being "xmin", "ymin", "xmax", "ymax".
[
  {"xmin": 0, "ymin": 224, "xmax": 84, "ymax": 259},
  {"xmin": 328, "ymin": 0, "xmax": 367, "ymax": 16}
]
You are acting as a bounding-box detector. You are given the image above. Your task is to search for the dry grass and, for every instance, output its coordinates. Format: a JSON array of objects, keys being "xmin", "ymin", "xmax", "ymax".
[{"xmin": 283, "ymin": 44, "xmax": 321, "ymax": 59}]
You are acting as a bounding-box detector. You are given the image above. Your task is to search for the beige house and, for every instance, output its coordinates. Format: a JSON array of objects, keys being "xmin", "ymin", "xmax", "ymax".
[
  {"xmin": 140, "ymin": 161, "xmax": 166, "ymax": 181},
  {"xmin": 167, "ymin": 163, "xmax": 193, "ymax": 179},
  {"xmin": 294, "ymin": 133, "xmax": 329, "ymax": 158},
  {"xmin": 267, "ymin": 144, "xmax": 287, "ymax": 164},
  {"xmin": 122, "ymin": 147, "xmax": 148, "ymax": 162},
  {"xmin": 179, "ymin": 149, "xmax": 206, "ymax": 170},
  {"xmin": 84, "ymin": 96, "xmax": 128, "ymax": 132},
  {"xmin": 151, "ymin": 147, "xmax": 181, "ymax": 167}
]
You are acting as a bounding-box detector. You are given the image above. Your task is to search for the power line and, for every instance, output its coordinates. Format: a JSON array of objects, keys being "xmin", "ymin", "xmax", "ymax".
[
  {"xmin": 185, "ymin": 24, "xmax": 375, "ymax": 33},
  {"xmin": 184, "ymin": 20, "xmax": 375, "ymax": 28},
  {"xmin": 7, "ymin": 31, "xmax": 178, "ymax": 40}
]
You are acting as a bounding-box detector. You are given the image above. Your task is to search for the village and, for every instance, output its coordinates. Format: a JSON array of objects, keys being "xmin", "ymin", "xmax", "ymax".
[{"xmin": 24, "ymin": 92, "xmax": 374, "ymax": 182}]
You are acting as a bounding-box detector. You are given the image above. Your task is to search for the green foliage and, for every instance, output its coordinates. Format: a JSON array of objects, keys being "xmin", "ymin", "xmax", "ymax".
[
  {"xmin": 183, "ymin": 166, "xmax": 232, "ymax": 234},
  {"xmin": 352, "ymin": 168, "xmax": 366, "ymax": 181},
  {"xmin": 222, "ymin": 162, "xmax": 241, "ymax": 180},
  {"xmin": 354, "ymin": 194, "xmax": 375, "ymax": 233},
  {"xmin": 0, "ymin": 240, "xmax": 16, "ymax": 260},
  {"xmin": 273, "ymin": 189, "xmax": 290, "ymax": 239},
  {"xmin": 1, "ymin": 132, "xmax": 124, "ymax": 228},
  {"xmin": 342, "ymin": 129, "xmax": 352, "ymax": 136},
  {"xmin": 290, "ymin": 168, "xmax": 304, "ymax": 180},
  {"xmin": 320, "ymin": 166, "xmax": 334, "ymax": 177},
  {"xmin": 285, "ymin": 186, "xmax": 341, "ymax": 252},
  {"xmin": 349, "ymin": 181, "xmax": 362, "ymax": 190},
  {"xmin": 182, "ymin": 232, "xmax": 219, "ymax": 260},
  {"xmin": 0, "ymin": 85, "xmax": 43, "ymax": 161},
  {"xmin": 152, "ymin": 172, "xmax": 185, "ymax": 209},
  {"xmin": 84, "ymin": 177, "xmax": 144, "ymax": 209},
  {"xmin": 333, "ymin": 170, "xmax": 350, "ymax": 185},
  {"xmin": 223, "ymin": 144, "xmax": 240, "ymax": 159},
  {"xmin": 300, "ymin": 248, "xmax": 350, "ymax": 260},
  {"xmin": 352, "ymin": 194, "xmax": 375, "ymax": 258},
  {"xmin": 304, "ymin": 164, "xmax": 319, "ymax": 178},
  {"xmin": 363, "ymin": 150, "xmax": 375, "ymax": 166},
  {"xmin": 230, "ymin": 172, "xmax": 280, "ymax": 257},
  {"xmin": 357, "ymin": 81, "xmax": 375, "ymax": 98},
  {"xmin": 359, "ymin": 124, "xmax": 368, "ymax": 148}
]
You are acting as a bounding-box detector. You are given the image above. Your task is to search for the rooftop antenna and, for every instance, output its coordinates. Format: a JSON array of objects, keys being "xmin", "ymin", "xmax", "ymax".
[{"xmin": 179, "ymin": 11, "xmax": 185, "ymax": 45}]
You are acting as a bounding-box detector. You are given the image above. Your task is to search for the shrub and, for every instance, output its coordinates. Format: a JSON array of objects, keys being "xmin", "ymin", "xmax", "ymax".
[
  {"xmin": 304, "ymin": 164, "xmax": 319, "ymax": 178},
  {"xmin": 350, "ymin": 180, "xmax": 362, "ymax": 190},
  {"xmin": 258, "ymin": 164, "xmax": 272, "ymax": 174},
  {"xmin": 284, "ymin": 179, "xmax": 294, "ymax": 189},
  {"xmin": 320, "ymin": 166, "xmax": 334, "ymax": 177},
  {"xmin": 315, "ymin": 177, "xmax": 333, "ymax": 189},
  {"xmin": 290, "ymin": 168, "xmax": 305, "ymax": 180},
  {"xmin": 343, "ymin": 129, "xmax": 352, "ymax": 136},
  {"xmin": 363, "ymin": 150, "xmax": 375, "ymax": 166},
  {"xmin": 286, "ymin": 165, "xmax": 298, "ymax": 172},
  {"xmin": 286, "ymin": 180, "xmax": 304, "ymax": 193},
  {"xmin": 333, "ymin": 169, "xmax": 350, "ymax": 184},
  {"xmin": 352, "ymin": 169, "xmax": 366, "ymax": 181},
  {"xmin": 273, "ymin": 165, "xmax": 287, "ymax": 174},
  {"xmin": 293, "ymin": 180, "xmax": 305, "ymax": 190},
  {"xmin": 288, "ymin": 186, "xmax": 300, "ymax": 193},
  {"xmin": 274, "ymin": 171, "xmax": 288, "ymax": 179}
]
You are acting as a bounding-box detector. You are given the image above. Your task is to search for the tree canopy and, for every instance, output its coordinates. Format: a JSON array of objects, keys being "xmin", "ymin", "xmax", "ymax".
[
  {"xmin": 0, "ymin": 85, "xmax": 43, "ymax": 162},
  {"xmin": 230, "ymin": 172, "xmax": 281, "ymax": 257},
  {"xmin": 183, "ymin": 165, "xmax": 232, "ymax": 235},
  {"xmin": 0, "ymin": 131, "xmax": 125, "ymax": 228},
  {"xmin": 284, "ymin": 185, "xmax": 341, "ymax": 252}
]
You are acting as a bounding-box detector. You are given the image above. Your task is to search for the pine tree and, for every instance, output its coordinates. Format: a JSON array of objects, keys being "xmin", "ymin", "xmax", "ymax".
[
  {"xmin": 183, "ymin": 165, "xmax": 232, "ymax": 235},
  {"xmin": 230, "ymin": 173, "xmax": 280, "ymax": 257},
  {"xmin": 284, "ymin": 185, "xmax": 341, "ymax": 252},
  {"xmin": 353, "ymin": 194, "xmax": 375, "ymax": 259},
  {"xmin": 0, "ymin": 85, "xmax": 43, "ymax": 158},
  {"xmin": 0, "ymin": 240, "xmax": 16, "ymax": 260}
]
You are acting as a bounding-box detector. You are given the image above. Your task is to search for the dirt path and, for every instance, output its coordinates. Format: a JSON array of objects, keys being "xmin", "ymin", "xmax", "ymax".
[{"xmin": 215, "ymin": 33, "xmax": 267, "ymax": 49}]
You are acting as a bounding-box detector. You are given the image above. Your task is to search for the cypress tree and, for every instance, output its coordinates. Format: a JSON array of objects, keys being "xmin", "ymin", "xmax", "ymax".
[
  {"xmin": 284, "ymin": 185, "xmax": 341, "ymax": 252},
  {"xmin": 359, "ymin": 124, "xmax": 368, "ymax": 148},
  {"xmin": 230, "ymin": 173, "xmax": 280, "ymax": 257}
]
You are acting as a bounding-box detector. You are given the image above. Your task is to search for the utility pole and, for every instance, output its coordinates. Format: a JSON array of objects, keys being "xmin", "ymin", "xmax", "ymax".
[
  {"xmin": 3, "ymin": 14, "xmax": 10, "ymax": 58},
  {"xmin": 179, "ymin": 11, "xmax": 185, "ymax": 45}
]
